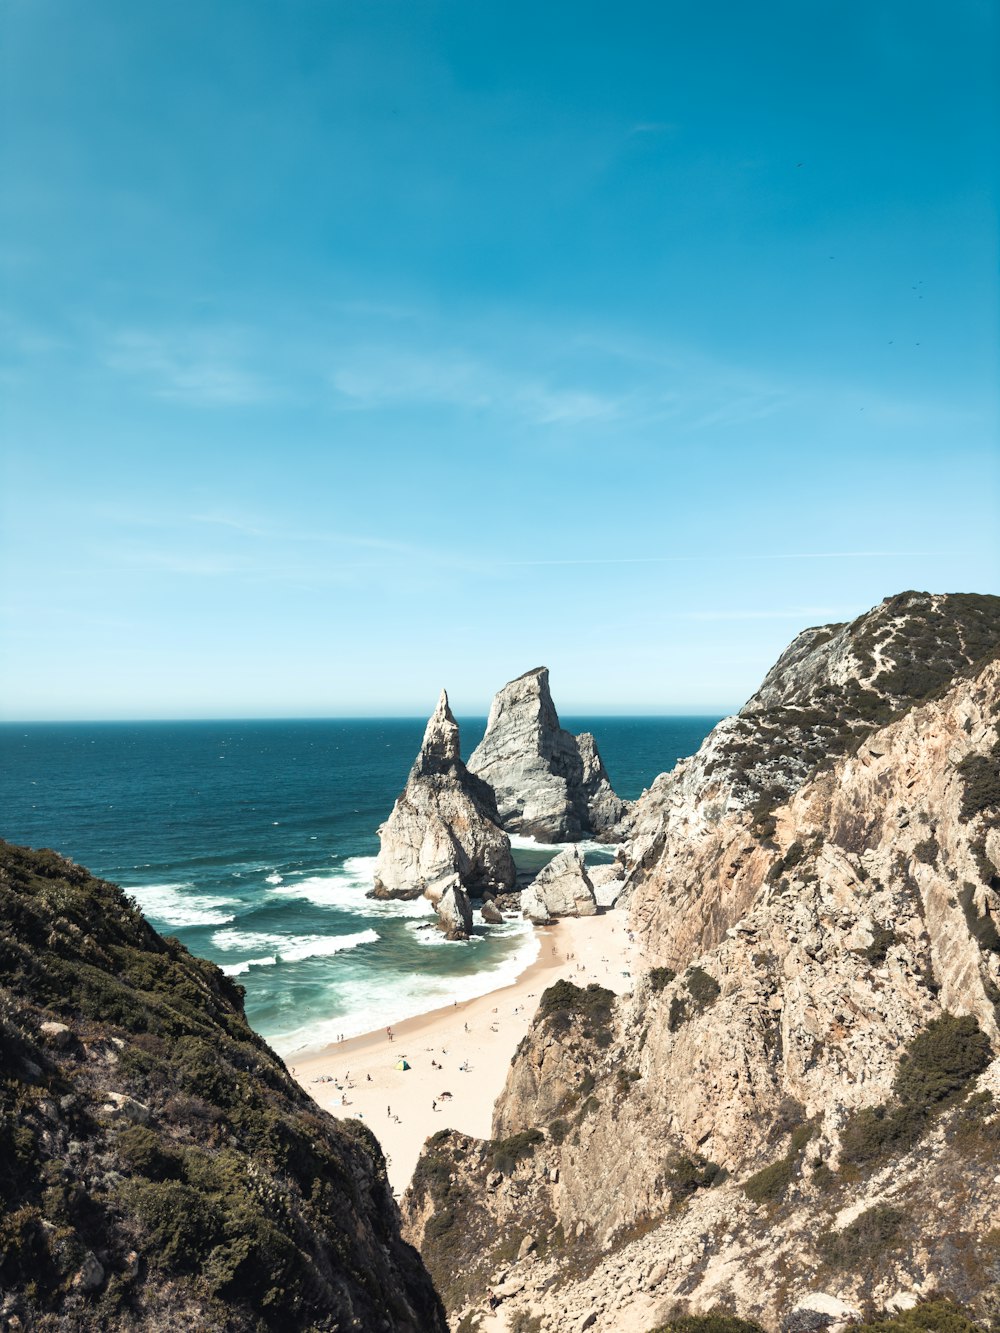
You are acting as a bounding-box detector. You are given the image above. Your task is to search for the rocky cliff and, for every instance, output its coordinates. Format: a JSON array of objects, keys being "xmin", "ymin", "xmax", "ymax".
[
  {"xmin": 468, "ymin": 667, "xmax": 628, "ymax": 842},
  {"xmin": 372, "ymin": 690, "xmax": 515, "ymax": 929},
  {"xmin": 403, "ymin": 592, "xmax": 1000, "ymax": 1332},
  {"xmin": 0, "ymin": 840, "xmax": 446, "ymax": 1332}
]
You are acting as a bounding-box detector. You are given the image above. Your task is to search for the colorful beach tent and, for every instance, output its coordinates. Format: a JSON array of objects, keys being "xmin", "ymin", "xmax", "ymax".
[{"xmin": 394, "ymin": 1059, "xmax": 410, "ymax": 1071}]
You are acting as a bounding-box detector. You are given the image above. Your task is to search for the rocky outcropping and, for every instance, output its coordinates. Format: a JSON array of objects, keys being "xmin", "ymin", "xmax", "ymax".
[
  {"xmin": 372, "ymin": 691, "xmax": 515, "ymax": 932},
  {"xmin": 437, "ymin": 883, "xmax": 474, "ymax": 939},
  {"xmin": 404, "ymin": 592, "xmax": 1000, "ymax": 1333},
  {"xmin": 0, "ymin": 841, "xmax": 446, "ymax": 1332},
  {"xmin": 521, "ymin": 847, "xmax": 598, "ymax": 922},
  {"xmin": 468, "ymin": 667, "xmax": 628, "ymax": 842},
  {"xmin": 619, "ymin": 590, "xmax": 1000, "ymax": 893}
]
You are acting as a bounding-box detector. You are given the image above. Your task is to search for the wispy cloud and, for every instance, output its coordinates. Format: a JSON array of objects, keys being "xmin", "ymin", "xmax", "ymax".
[
  {"xmin": 330, "ymin": 345, "xmax": 622, "ymax": 425},
  {"xmin": 627, "ymin": 121, "xmax": 677, "ymax": 136},
  {"xmin": 683, "ymin": 607, "xmax": 843, "ymax": 622},
  {"xmin": 104, "ymin": 329, "xmax": 269, "ymax": 405},
  {"xmin": 486, "ymin": 550, "xmax": 943, "ymax": 568}
]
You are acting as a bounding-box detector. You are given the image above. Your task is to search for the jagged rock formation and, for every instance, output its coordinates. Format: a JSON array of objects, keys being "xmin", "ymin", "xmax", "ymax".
[
  {"xmin": 0, "ymin": 841, "xmax": 446, "ymax": 1332},
  {"xmin": 403, "ymin": 592, "xmax": 1000, "ymax": 1332},
  {"xmin": 372, "ymin": 690, "xmax": 515, "ymax": 930},
  {"xmin": 468, "ymin": 667, "xmax": 629, "ymax": 841},
  {"xmin": 521, "ymin": 847, "xmax": 598, "ymax": 923},
  {"xmin": 621, "ymin": 591, "xmax": 1000, "ymax": 888}
]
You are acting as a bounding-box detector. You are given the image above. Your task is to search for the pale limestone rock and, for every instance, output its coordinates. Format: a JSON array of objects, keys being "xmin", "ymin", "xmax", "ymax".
[
  {"xmin": 521, "ymin": 847, "xmax": 597, "ymax": 923},
  {"xmin": 481, "ymin": 899, "xmax": 504, "ymax": 925},
  {"xmin": 372, "ymin": 690, "xmax": 515, "ymax": 905},
  {"xmin": 72, "ymin": 1254, "xmax": 105, "ymax": 1293},
  {"xmin": 39, "ymin": 1021, "xmax": 72, "ymax": 1048},
  {"xmin": 98, "ymin": 1092, "xmax": 150, "ymax": 1124},
  {"xmin": 468, "ymin": 667, "xmax": 628, "ymax": 841},
  {"xmin": 437, "ymin": 883, "xmax": 473, "ymax": 939},
  {"xmin": 402, "ymin": 596, "xmax": 1000, "ymax": 1333}
]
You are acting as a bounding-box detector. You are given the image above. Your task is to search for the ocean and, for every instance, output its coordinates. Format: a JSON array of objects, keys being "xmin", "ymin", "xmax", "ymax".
[{"xmin": 0, "ymin": 716, "xmax": 718, "ymax": 1056}]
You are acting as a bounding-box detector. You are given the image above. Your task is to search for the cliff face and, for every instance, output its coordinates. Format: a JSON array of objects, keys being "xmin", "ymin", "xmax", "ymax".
[
  {"xmin": 0, "ymin": 841, "xmax": 446, "ymax": 1332},
  {"xmin": 621, "ymin": 591, "xmax": 1000, "ymax": 889},
  {"xmin": 468, "ymin": 667, "xmax": 628, "ymax": 842},
  {"xmin": 403, "ymin": 593, "xmax": 1000, "ymax": 1332},
  {"xmin": 372, "ymin": 690, "xmax": 515, "ymax": 917}
]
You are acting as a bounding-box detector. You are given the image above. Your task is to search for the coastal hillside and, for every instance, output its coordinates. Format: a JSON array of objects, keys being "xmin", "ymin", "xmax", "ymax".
[
  {"xmin": 0, "ymin": 842, "xmax": 446, "ymax": 1332},
  {"xmin": 403, "ymin": 592, "xmax": 1000, "ymax": 1331}
]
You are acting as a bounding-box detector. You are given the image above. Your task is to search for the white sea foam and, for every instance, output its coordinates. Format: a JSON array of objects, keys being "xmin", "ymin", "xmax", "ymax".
[
  {"xmin": 215, "ymin": 927, "xmax": 379, "ymax": 969},
  {"xmin": 267, "ymin": 858, "xmax": 436, "ymax": 919},
  {"xmin": 270, "ymin": 918, "xmax": 540, "ymax": 1056},
  {"xmin": 408, "ymin": 923, "xmax": 485, "ymax": 947},
  {"xmin": 507, "ymin": 834, "xmax": 619, "ymax": 856},
  {"xmin": 278, "ymin": 929, "xmax": 379, "ymax": 962},
  {"xmin": 129, "ymin": 882, "xmax": 238, "ymax": 928},
  {"xmin": 222, "ymin": 955, "xmax": 277, "ymax": 976},
  {"xmin": 212, "ymin": 927, "xmax": 290, "ymax": 952},
  {"xmin": 265, "ymin": 872, "xmax": 284, "ymax": 885}
]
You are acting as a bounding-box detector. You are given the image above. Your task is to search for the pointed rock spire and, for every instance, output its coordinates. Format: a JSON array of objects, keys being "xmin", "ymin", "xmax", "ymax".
[
  {"xmin": 411, "ymin": 689, "xmax": 461, "ymax": 778},
  {"xmin": 371, "ymin": 690, "xmax": 516, "ymax": 916},
  {"xmin": 468, "ymin": 668, "xmax": 629, "ymax": 841}
]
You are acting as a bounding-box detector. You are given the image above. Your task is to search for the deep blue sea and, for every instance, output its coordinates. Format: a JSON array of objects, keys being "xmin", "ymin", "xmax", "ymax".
[{"xmin": 0, "ymin": 717, "xmax": 718, "ymax": 1055}]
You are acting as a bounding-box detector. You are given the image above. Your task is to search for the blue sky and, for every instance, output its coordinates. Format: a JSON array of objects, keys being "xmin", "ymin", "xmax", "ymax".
[{"xmin": 1, "ymin": 0, "xmax": 997, "ymax": 719}]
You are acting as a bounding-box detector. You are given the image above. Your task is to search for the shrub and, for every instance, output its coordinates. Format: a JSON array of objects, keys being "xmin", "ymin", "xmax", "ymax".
[
  {"xmin": 852, "ymin": 1299, "xmax": 984, "ymax": 1332},
  {"xmin": 115, "ymin": 1125, "xmax": 182, "ymax": 1181},
  {"xmin": 957, "ymin": 746, "xmax": 1000, "ymax": 823},
  {"xmin": 817, "ymin": 1204, "xmax": 906, "ymax": 1268},
  {"xmin": 650, "ymin": 967, "xmax": 676, "ymax": 993},
  {"xmin": 893, "ymin": 1014, "xmax": 992, "ymax": 1107},
  {"xmin": 662, "ymin": 1153, "xmax": 723, "ymax": 1204},
  {"xmin": 548, "ymin": 1119, "xmax": 570, "ymax": 1145},
  {"xmin": 840, "ymin": 1014, "xmax": 992, "ymax": 1167},
  {"xmin": 687, "ymin": 967, "xmax": 721, "ymax": 1009},
  {"xmin": 489, "ymin": 1129, "xmax": 544, "ymax": 1175},
  {"xmin": 668, "ymin": 968, "xmax": 722, "ymax": 1031},
  {"xmin": 538, "ymin": 981, "xmax": 615, "ymax": 1045},
  {"xmin": 123, "ymin": 1179, "xmax": 222, "ymax": 1272},
  {"xmin": 912, "ymin": 837, "xmax": 939, "ymax": 865},
  {"xmin": 743, "ymin": 1156, "xmax": 795, "ymax": 1204},
  {"xmin": 864, "ymin": 924, "xmax": 899, "ymax": 965},
  {"xmin": 648, "ymin": 1315, "xmax": 766, "ymax": 1333}
]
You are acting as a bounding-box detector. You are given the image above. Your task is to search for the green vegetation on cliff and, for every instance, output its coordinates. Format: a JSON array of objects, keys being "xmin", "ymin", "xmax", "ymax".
[{"xmin": 0, "ymin": 840, "xmax": 445, "ymax": 1332}]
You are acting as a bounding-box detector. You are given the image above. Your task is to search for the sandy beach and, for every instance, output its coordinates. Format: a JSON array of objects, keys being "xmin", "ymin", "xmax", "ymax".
[{"xmin": 292, "ymin": 907, "xmax": 636, "ymax": 1192}]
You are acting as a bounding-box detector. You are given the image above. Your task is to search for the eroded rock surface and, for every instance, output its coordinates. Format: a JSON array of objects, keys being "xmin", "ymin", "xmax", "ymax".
[
  {"xmin": 372, "ymin": 690, "xmax": 515, "ymax": 921},
  {"xmin": 404, "ymin": 592, "xmax": 1000, "ymax": 1333},
  {"xmin": 468, "ymin": 667, "xmax": 628, "ymax": 841},
  {"xmin": 521, "ymin": 847, "xmax": 598, "ymax": 923}
]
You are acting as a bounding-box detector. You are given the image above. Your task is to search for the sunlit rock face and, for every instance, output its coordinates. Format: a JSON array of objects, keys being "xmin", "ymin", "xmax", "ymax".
[
  {"xmin": 468, "ymin": 667, "xmax": 628, "ymax": 842},
  {"xmin": 372, "ymin": 690, "xmax": 516, "ymax": 911}
]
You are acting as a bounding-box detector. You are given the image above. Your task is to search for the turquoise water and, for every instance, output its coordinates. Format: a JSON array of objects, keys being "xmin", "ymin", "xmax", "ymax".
[{"xmin": 0, "ymin": 716, "xmax": 718, "ymax": 1054}]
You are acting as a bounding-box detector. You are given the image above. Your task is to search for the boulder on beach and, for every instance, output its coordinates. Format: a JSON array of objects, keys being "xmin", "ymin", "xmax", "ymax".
[
  {"xmin": 437, "ymin": 883, "xmax": 474, "ymax": 939},
  {"xmin": 520, "ymin": 846, "xmax": 598, "ymax": 923}
]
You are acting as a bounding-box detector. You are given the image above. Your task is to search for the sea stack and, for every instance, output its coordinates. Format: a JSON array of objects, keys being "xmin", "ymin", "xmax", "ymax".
[
  {"xmin": 372, "ymin": 689, "xmax": 516, "ymax": 934},
  {"xmin": 467, "ymin": 667, "xmax": 628, "ymax": 842}
]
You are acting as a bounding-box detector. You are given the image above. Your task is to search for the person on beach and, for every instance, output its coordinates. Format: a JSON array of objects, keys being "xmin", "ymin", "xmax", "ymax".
[{"xmin": 387, "ymin": 1105, "xmax": 391, "ymax": 1117}]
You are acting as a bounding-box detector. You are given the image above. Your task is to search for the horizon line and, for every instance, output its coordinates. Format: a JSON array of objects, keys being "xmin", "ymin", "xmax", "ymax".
[{"xmin": 0, "ymin": 707, "xmax": 736, "ymax": 726}]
